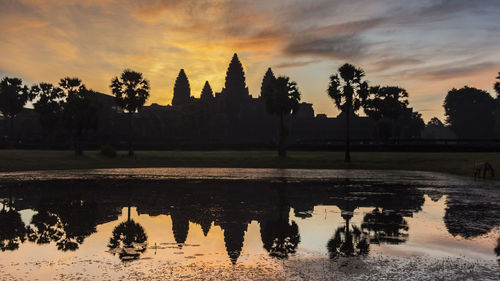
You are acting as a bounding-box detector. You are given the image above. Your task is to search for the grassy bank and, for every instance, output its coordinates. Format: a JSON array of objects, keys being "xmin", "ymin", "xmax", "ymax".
[{"xmin": 0, "ymin": 150, "xmax": 498, "ymax": 178}]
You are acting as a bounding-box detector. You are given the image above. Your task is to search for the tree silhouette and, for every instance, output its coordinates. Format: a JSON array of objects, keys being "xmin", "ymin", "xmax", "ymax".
[
  {"xmin": 361, "ymin": 208, "xmax": 409, "ymax": 244},
  {"xmin": 493, "ymin": 73, "xmax": 500, "ymax": 137},
  {"xmin": 26, "ymin": 200, "xmax": 102, "ymax": 252},
  {"xmin": 108, "ymin": 206, "xmax": 147, "ymax": 261},
  {"xmin": 408, "ymin": 111, "xmax": 425, "ymax": 138},
  {"xmin": 423, "ymin": 117, "xmax": 456, "ymax": 139},
  {"xmin": 327, "ymin": 63, "xmax": 369, "ymax": 162},
  {"xmin": 494, "ymin": 72, "xmax": 500, "ymax": 98},
  {"xmin": 364, "ymin": 86, "xmax": 409, "ymax": 140},
  {"xmin": 443, "ymin": 199, "xmax": 499, "ymax": 239},
  {"xmin": 60, "ymin": 77, "xmax": 98, "ymax": 155},
  {"xmin": 261, "ymin": 76, "xmax": 301, "ymax": 157},
  {"xmin": 428, "ymin": 117, "xmax": 444, "ymax": 128},
  {"xmin": 110, "ymin": 69, "xmax": 150, "ymax": 156},
  {"xmin": 30, "ymin": 83, "xmax": 65, "ymax": 146},
  {"xmin": 0, "ymin": 201, "xmax": 27, "ymax": 251},
  {"xmin": 200, "ymin": 81, "xmax": 214, "ymax": 102},
  {"xmin": 55, "ymin": 201, "xmax": 101, "ymax": 251},
  {"xmin": 27, "ymin": 209, "xmax": 62, "ymax": 245},
  {"xmin": 0, "ymin": 77, "xmax": 29, "ymax": 140},
  {"xmin": 495, "ymin": 237, "xmax": 499, "ymax": 265},
  {"xmin": 260, "ymin": 187, "xmax": 300, "ymax": 259},
  {"xmin": 172, "ymin": 69, "xmax": 190, "ymax": 107},
  {"xmin": 443, "ymin": 86, "xmax": 496, "ymax": 139},
  {"xmin": 261, "ymin": 219, "xmax": 299, "ymax": 259}
]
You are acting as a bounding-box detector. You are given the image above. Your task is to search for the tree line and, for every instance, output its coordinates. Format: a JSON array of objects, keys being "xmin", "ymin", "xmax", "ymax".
[{"xmin": 0, "ymin": 55, "xmax": 499, "ymax": 160}]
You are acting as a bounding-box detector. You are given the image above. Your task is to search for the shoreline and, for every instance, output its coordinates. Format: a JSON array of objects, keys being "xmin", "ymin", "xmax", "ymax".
[{"xmin": 0, "ymin": 150, "xmax": 499, "ymax": 180}]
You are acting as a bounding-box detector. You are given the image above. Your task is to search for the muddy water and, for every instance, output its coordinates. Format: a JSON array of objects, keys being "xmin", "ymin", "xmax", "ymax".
[{"xmin": 0, "ymin": 168, "xmax": 498, "ymax": 280}]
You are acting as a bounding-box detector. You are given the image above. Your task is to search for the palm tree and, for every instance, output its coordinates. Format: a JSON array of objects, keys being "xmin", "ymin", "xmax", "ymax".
[
  {"xmin": 261, "ymin": 75, "xmax": 301, "ymax": 157},
  {"xmin": 327, "ymin": 63, "xmax": 369, "ymax": 162},
  {"xmin": 110, "ymin": 69, "xmax": 150, "ymax": 156}
]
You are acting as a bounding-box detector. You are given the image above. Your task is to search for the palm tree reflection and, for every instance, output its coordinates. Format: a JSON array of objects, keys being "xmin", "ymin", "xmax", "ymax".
[
  {"xmin": 108, "ymin": 206, "xmax": 147, "ymax": 261},
  {"xmin": 327, "ymin": 210, "xmax": 369, "ymax": 259}
]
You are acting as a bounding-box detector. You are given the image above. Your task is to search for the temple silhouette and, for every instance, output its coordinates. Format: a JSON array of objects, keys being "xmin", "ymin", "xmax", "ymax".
[{"xmin": 0, "ymin": 54, "xmax": 425, "ymax": 149}]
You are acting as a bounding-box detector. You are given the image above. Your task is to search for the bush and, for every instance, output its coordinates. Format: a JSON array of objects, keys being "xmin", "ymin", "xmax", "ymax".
[{"xmin": 100, "ymin": 145, "xmax": 117, "ymax": 158}]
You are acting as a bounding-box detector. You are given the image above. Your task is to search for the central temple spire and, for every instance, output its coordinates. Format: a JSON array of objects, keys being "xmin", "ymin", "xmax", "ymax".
[{"xmin": 222, "ymin": 53, "xmax": 249, "ymax": 98}]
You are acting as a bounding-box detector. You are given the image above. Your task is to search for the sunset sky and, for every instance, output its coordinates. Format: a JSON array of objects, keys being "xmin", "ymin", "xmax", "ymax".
[{"xmin": 1, "ymin": 0, "xmax": 499, "ymax": 121}]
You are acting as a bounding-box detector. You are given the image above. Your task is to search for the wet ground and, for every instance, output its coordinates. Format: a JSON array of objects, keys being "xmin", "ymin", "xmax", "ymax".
[{"xmin": 0, "ymin": 168, "xmax": 499, "ymax": 280}]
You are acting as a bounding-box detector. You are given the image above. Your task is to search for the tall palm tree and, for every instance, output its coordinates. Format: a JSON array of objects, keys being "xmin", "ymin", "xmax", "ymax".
[
  {"xmin": 327, "ymin": 63, "xmax": 369, "ymax": 162},
  {"xmin": 110, "ymin": 69, "xmax": 150, "ymax": 156}
]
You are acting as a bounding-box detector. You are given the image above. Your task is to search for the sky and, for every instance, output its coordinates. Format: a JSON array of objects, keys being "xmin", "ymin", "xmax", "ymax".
[{"xmin": 0, "ymin": 0, "xmax": 499, "ymax": 122}]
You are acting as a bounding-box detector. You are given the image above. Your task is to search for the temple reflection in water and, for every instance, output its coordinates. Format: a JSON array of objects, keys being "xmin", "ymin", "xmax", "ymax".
[{"xmin": 0, "ymin": 179, "xmax": 499, "ymax": 264}]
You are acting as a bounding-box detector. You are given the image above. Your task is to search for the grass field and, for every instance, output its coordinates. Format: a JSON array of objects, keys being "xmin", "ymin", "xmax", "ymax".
[{"xmin": 0, "ymin": 149, "xmax": 499, "ymax": 179}]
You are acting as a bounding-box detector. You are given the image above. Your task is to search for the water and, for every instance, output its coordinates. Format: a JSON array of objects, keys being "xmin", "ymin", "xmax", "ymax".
[{"xmin": 0, "ymin": 168, "xmax": 498, "ymax": 280}]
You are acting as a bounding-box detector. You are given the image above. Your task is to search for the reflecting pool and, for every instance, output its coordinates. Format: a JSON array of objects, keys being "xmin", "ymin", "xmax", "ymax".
[{"xmin": 0, "ymin": 169, "xmax": 498, "ymax": 280}]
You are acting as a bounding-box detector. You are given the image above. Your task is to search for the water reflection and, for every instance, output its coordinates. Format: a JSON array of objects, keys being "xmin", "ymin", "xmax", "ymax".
[
  {"xmin": 108, "ymin": 207, "xmax": 148, "ymax": 261},
  {"xmin": 362, "ymin": 208, "xmax": 409, "ymax": 245},
  {"xmin": 327, "ymin": 211, "xmax": 369, "ymax": 258},
  {"xmin": 26, "ymin": 200, "xmax": 101, "ymax": 251},
  {"xmin": 0, "ymin": 197, "xmax": 26, "ymax": 251},
  {"xmin": 0, "ymin": 178, "xmax": 498, "ymax": 266},
  {"xmin": 495, "ymin": 237, "xmax": 500, "ymax": 265},
  {"xmin": 260, "ymin": 186, "xmax": 300, "ymax": 259}
]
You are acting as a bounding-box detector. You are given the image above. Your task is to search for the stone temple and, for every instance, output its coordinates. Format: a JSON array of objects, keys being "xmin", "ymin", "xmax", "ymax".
[{"xmin": 0, "ymin": 53, "xmax": 423, "ymax": 149}]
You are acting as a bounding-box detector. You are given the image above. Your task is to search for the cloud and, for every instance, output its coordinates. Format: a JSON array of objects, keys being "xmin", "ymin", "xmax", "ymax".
[
  {"xmin": 422, "ymin": 62, "xmax": 499, "ymax": 80},
  {"xmin": 398, "ymin": 61, "xmax": 500, "ymax": 82},
  {"xmin": 0, "ymin": 0, "xmax": 499, "ymax": 122},
  {"xmin": 282, "ymin": 18, "xmax": 387, "ymax": 59},
  {"xmin": 368, "ymin": 58, "xmax": 423, "ymax": 72},
  {"xmin": 272, "ymin": 60, "xmax": 320, "ymax": 69}
]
